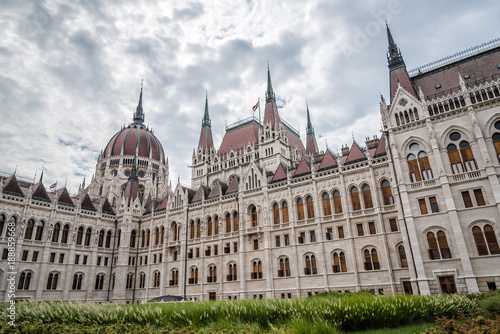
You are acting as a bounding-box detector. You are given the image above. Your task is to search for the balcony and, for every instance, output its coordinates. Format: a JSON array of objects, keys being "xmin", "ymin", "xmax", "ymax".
[
  {"xmin": 409, "ymin": 179, "xmax": 437, "ymax": 191},
  {"xmin": 450, "ymin": 170, "xmax": 483, "ymax": 183}
]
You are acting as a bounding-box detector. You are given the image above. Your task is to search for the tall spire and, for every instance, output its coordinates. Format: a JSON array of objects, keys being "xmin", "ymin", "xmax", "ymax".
[
  {"xmin": 197, "ymin": 92, "xmax": 214, "ymax": 152},
  {"xmin": 306, "ymin": 101, "xmax": 314, "ymax": 136},
  {"xmin": 265, "ymin": 62, "xmax": 275, "ymax": 102},
  {"xmin": 202, "ymin": 91, "xmax": 211, "ymax": 128},
  {"xmin": 386, "ymin": 23, "xmax": 404, "ymax": 70},
  {"xmin": 133, "ymin": 80, "xmax": 145, "ymax": 124},
  {"xmin": 305, "ymin": 101, "xmax": 319, "ymax": 156}
]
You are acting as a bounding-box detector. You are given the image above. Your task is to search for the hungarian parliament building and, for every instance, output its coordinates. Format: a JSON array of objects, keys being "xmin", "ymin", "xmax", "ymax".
[{"xmin": 1, "ymin": 26, "xmax": 500, "ymax": 302}]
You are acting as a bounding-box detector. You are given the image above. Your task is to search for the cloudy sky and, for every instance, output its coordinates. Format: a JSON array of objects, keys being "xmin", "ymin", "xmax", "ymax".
[{"xmin": 1, "ymin": 0, "xmax": 499, "ymax": 194}]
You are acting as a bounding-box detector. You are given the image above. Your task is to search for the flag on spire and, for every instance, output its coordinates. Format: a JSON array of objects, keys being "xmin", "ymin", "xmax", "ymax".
[
  {"xmin": 252, "ymin": 100, "xmax": 259, "ymax": 111},
  {"xmin": 50, "ymin": 182, "xmax": 57, "ymax": 190}
]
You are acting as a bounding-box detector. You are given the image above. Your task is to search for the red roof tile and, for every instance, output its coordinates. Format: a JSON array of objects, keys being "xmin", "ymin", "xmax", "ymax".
[
  {"xmin": 270, "ymin": 163, "xmax": 287, "ymax": 183},
  {"xmin": 306, "ymin": 135, "xmax": 319, "ymax": 156},
  {"xmin": 207, "ymin": 181, "xmax": 220, "ymax": 199},
  {"xmin": 390, "ymin": 67, "xmax": 416, "ymax": 102},
  {"xmin": 373, "ymin": 134, "xmax": 387, "ymax": 157},
  {"xmin": 32, "ymin": 182, "xmax": 51, "ymax": 202},
  {"xmin": 294, "ymin": 158, "xmax": 311, "ymax": 177},
  {"xmin": 219, "ymin": 121, "xmax": 260, "ymax": 156},
  {"xmin": 225, "ymin": 176, "xmax": 239, "ymax": 194},
  {"xmin": 2, "ymin": 176, "xmax": 24, "ymax": 196},
  {"xmin": 344, "ymin": 142, "xmax": 366, "ymax": 165},
  {"xmin": 198, "ymin": 127, "xmax": 214, "ymax": 151},
  {"xmin": 318, "ymin": 150, "xmax": 337, "ymax": 171}
]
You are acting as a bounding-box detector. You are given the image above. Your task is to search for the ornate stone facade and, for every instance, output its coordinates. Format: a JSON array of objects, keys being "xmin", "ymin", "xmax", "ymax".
[{"xmin": 1, "ymin": 27, "xmax": 500, "ymax": 302}]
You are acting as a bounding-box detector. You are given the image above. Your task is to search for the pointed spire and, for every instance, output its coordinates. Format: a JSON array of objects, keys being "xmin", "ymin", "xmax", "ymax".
[
  {"xmin": 133, "ymin": 80, "xmax": 145, "ymax": 124},
  {"xmin": 265, "ymin": 62, "xmax": 275, "ymax": 102},
  {"xmin": 306, "ymin": 101, "xmax": 314, "ymax": 136},
  {"xmin": 129, "ymin": 154, "xmax": 139, "ymax": 182},
  {"xmin": 305, "ymin": 101, "xmax": 319, "ymax": 156},
  {"xmin": 202, "ymin": 91, "xmax": 211, "ymax": 128},
  {"xmin": 39, "ymin": 167, "xmax": 44, "ymax": 183},
  {"xmin": 386, "ymin": 22, "xmax": 404, "ymax": 70}
]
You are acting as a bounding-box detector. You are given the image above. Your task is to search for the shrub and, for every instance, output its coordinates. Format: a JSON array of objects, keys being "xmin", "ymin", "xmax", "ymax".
[{"xmin": 481, "ymin": 295, "xmax": 500, "ymax": 315}]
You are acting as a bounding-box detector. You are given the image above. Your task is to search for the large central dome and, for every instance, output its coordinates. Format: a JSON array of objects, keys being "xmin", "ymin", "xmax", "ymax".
[{"xmin": 102, "ymin": 86, "xmax": 165, "ymax": 164}]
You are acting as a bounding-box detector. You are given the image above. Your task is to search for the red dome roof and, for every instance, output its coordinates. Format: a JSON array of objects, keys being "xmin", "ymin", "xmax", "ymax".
[{"xmin": 103, "ymin": 123, "xmax": 165, "ymax": 164}]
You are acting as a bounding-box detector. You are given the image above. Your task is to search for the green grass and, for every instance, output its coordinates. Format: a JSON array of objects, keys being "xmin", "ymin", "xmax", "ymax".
[
  {"xmin": 351, "ymin": 322, "xmax": 436, "ymax": 334},
  {"xmin": 0, "ymin": 294, "xmax": 475, "ymax": 333}
]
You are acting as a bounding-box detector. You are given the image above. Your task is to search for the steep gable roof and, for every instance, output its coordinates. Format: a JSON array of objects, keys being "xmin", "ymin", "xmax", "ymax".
[
  {"xmin": 2, "ymin": 176, "xmax": 24, "ymax": 197},
  {"xmin": 31, "ymin": 182, "xmax": 51, "ymax": 202},
  {"xmin": 156, "ymin": 195, "xmax": 169, "ymax": 212},
  {"xmin": 81, "ymin": 193, "xmax": 96, "ymax": 211},
  {"xmin": 225, "ymin": 176, "xmax": 239, "ymax": 194},
  {"xmin": 373, "ymin": 134, "xmax": 387, "ymax": 158},
  {"xmin": 270, "ymin": 163, "xmax": 288, "ymax": 183},
  {"xmin": 344, "ymin": 141, "xmax": 367, "ymax": 165},
  {"xmin": 57, "ymin": 188, "xmax": 75, "ymax": 206},
  {"xmin": 101, "ymin": 198, "xmax": 115, "ymax": 215},
  {"xmin": 318, "ymin": 149, "xmax": 337, "ymax": 171},
  {"xmin": 219, "ymin": 120, "xmax": 260, "ymax": 156},
  {"xmin": 207, "ymin": 181, "xmax": 221, "ymax": 199},
  {"xmin": 294, "ymin": 157, "xmax": 311, "ymax": 177}
]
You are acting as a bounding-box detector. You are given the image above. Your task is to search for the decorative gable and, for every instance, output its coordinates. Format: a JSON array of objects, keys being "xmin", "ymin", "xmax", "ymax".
[
  {"xmin": 3, "ymin": 176, "xmax": 24, "ymax": 197},
  {"xmin": 373, "ymin": 134, "xmax": 387, "ymax": 158},
  {"xmin": 101, "ymin": 198, "xmax": 115, "ymax": 215},
  {"xmin": 270, "ymin": 163, "xmax": 288, "ymax": 183},
  {"xmin": 318, "ymin": 150, "xmax": 337, "ymax": 171},
  {"xmin": 81, "ymin": 193, "xmax": 96, "ymax": 211},
  {"xmin": 225, "ymin": 176, "xmax": 239, "ymax": 195},
  {"xmin": 32, "ymin": 182, "xmax": 51, "ymax": 202},
  {"xmin": 58, "ymin": 188, "xmax": 75, "ymax": 207},
  {"xmin": 294, "ymin": 157, "xmax": 311, "ymax": 177},
  {"xmin": 344, "ymin": 142, "xmax": 367, "ymax": 165}
]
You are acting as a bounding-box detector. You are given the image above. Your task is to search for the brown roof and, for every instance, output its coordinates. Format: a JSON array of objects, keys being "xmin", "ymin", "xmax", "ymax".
[
  {"xmin": 294, "ymin": 158, "xmax": 311, "ymax": 177},
  {"xmin": 32, "ymin": 182, "xmax": 51, "ymax": 202},
  {"xmin": 390, "ymin": 67, "xmax": 417, "ymax": 102},
  {"xmin": 263, "ymin": 99, "xmax": 280, "ymax": 129},
  {"xmin": 219, "ymin": 121, "xmax": 260, "ymax": 156},
  {"xmin": 344, "ymin": 142, "xmax": 366, "ymax": 165},
  {"xmin": 318, "ymin": 149, "xmax": 337, "ymax": 171},
  {"xmin": 198, "ymin": 127, "xmax": 214, "ymax": 151},
  {"xmin": 270, "ymin": 163, "xmax": 287, "ymax": 183},
  {"xmin": 373, "ymin": 134, "xmax": 387, "ymax": 158},
  {"xmin": 225, "ymin": 176, "xmax": 239, "ymax": 194},
  {"xmin": 3, "ymin": 176, "xmax": 24, "ymax": 196}
]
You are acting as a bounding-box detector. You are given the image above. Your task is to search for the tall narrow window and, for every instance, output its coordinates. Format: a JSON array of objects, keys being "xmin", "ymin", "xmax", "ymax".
[
  {"xmin": 484, "ymin": 225, "xmax": 500, "ymax": 255},
  {"xmin": 389, "ymin": 218, "xmax": 398, "ymax": 232},
  {"xmin": 368, "ymin": 221, "xmax": 376, "ymax": 235},
  {"xmin": 98, "ymin": 230, "xmax": 105, "ymax": 247},
  {"xmin": 273, "ymin": 203, "xmax": 280, "ymax": 224},
  {"xmin": 233, "ymin": 212, "xmax": 239, "ymax": 232},
  {"xmin": 323, "ymin": 193, "xmax": 332, "ymax": 216},
  {"xmin": 76, "ymin": 226, "xmax": 84, "ymax": 245},
  {"xmin": 207, "ymin": 217, "xmax": 212, "ymax": 236},
  {"xmin": 282, "ymin": 202, "xmax": 289, "ymax": 223},
  {"xmin": 381, "ymin": 180, "xmax": 394, "ymax": 205},
  {"xmin": 357, "ymin": 224, "xmax": 364, "ymax": 236},
  {"xmin": 306, "ymin": 196, "xmax": 315, "ymax": 218},
  {"xmin": 427, "ymin": 232, "xmax": 440, "ymax": 259},
  {"xmin": 251, "ymin": 206, "xmax": 257, "ymax": 227},
  {"xmin": 338, "ymin": 226, "xmax": 344, "ymax": 239},
  {"xmin": 474, "ymin": 189, "xmax": 486, "ymax": 206},
  {"xmin": 46, "ymin": 273, "xmax": 59, "ymax": 290},
  {"xmin": 418, "ymin": 151, "xmax": 433, "ymax": 180},
  {"xmin": 72, "ymin": 273, "xmax": 83, "ymax": 290},
  {"xmin": 84, "ymin": 228, "xmax": 91, "ymax": 246},
  {"xmin": 493, "ymin": 131, "xmax": 500, "ymax": 162},
  {"xmin": 429, "ymin": 197, "xmax": 439, "ymax": 213},
  {"xmin": 364, "ymin": 249, "xmax": 373, "ymax": 270},
  {"xmin": 333, "ymin": 190, "xmax": 342, "ymax": 214},
  {"xmin": 25, "ymin": 219, "xmax": 34, "ymax": 240},
  {"xmin": 226, "ymin": 214, "xmax": 231, "ymax": 233},
  {"xmin": 419, "ymin": 199, "xmax": 428, "ymax": 215},
  {"xmin": 437, "ymin": 231, "xmax": 451, "ymax": 259},
  {"xmin": 61, "ymin": 224, "xmax": 69, "ymax": 244},
  {"xmin": 351, "ymin": 187, "xmax": 361, "ymax": 211},
  {"xmin": 362, "ymin": 185, "xmax": 373, "ymax": 209},
  {"xmin": 462, "ymin": 191, "xmax": 473, "ymax": 208},
  {"xmin": 160, "ymin": 226, "xmax": 164, "ymax": 244},
  {"xmin": 154, "ymin": 227, "xmax": 159, "ymax": 245},
  {"xmin": 52, "ymin": 223, "xmax": 60, "ymax": 243},
  {"xmin": 304, "ymin": 255, "xmax": 317, "ymax": 275},
  {"xmin": 339, "ymin": 252, "xmax": 347, "ymax": 272},
  {"xmin": 371, "ymin": 249, "xmax": 380, "ymax": 269},
  {"xmin": 0, "ymin": 214, "xmax": 4, "ymax": 237},
  {"xmin": 105, "ymin": 231, "xmax": 112, "ymax": 248},
  {"xmin": 130, "ymin": 230, "xmax": 137, "ymax": 248},
  {"xmin": 459, "ymin": 141, "xmax": 477, "ymax": 171},
  {"xmin": 190, "ymin": 221, "xmax": 195, "ymax": 239},
  {"xmin": 332, "ymin": 252, "xmax": 347, "ymax": 273},
  {"xmin": 407, "ymin": 154, "xmax": 421, "ymax": 182},
  {"xmin": 196, "ymin": 220, "xmax": 201, "ymax": 237},
  {"xmin": 398, "ymin": 245, "xmax": 408, "ymax": 268},
  {"xmin": 297, "ymin": 198, "xmax": 305, "ymax": 220},
  {"xmin": 473, "ymin": 226, "xmax": 489, "ymax": 256}
]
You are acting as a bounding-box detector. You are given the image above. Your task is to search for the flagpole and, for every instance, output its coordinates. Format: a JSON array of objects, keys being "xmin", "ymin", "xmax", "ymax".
[{"xmin": 258, "ymin": 97, "xmax": 261, "ymax": 123}]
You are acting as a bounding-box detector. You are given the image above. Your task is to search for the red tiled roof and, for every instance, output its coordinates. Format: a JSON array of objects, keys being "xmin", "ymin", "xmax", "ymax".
[
  {"xmin": 263, "ymin": 100, "xmax": 280, "ymax": 129},
  {"xmin": 101, "ymin": 198, "xmax": 115, "ymax": 215},
  {"xmin": 294, "ymin": 158, "xmax": 311, "ymax": 177},
  {"xmin": 207, "ymin": 181, "xmax": 220, "ymax": 199},
  {"xmin": 390, "ymin": 67, "xmax": 416, "ymax": 102},
  {"xmin": 219, "ymin": 121, "xmax": 259, "ymax": 156},
  {"xmin": 318, "ymin": 150, "xmax": 337, "ymax": 171},
  {"xmin": 191, "ymin": 186, "xmax": 204, "ymax": 203},
  {"xmin": 32, "ymin": 182, "xmax": 50, "ymax": 201},
  {"xmin": 270, "ymin": 163, "xmax": 287, "ymax": 183},
  {"xmin": 344, "ymin": 142, "xmax": 367, "ymax": 165},
  {"xmin": 123, "ymin": 180, "xmax": 140, "ymax": 206},
  {"xmin": 225, "ymin": 176, "xmax": 239, "ymax": 194},
  {"xmin": 156, "ymin": 195, "xmax": 169, "ymax": 211},
  {"xmin": 283, "ymin": 125, "xmax": 305, "ymax": 152},
  {"xmin": 373, "ymin": 134, "xmax": 387, "ymax": 157},
  {"xmin": 58, "ymin": 188, "xmax": 75, "ymax": 206},
  {"xmin": 198, "ymin": 127, "xmax": 214, "ymax": 151},
  {"xmin": 306, "ymin": 135, "xmax": 319, "ymax": 156},
  {"xmin": 2, "ymin": 176, "xmax": 24, "ymax": 196},
  {"xmin": 412, "ymin": 50, "xmax": 500, "ymax": 100}
]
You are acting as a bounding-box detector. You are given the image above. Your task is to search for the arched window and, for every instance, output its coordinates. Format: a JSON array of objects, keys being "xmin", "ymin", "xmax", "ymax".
[
  {"xmin": 190, "ymin": 221, "xmax": 195, "ymax": 239},
  {"xmin": 155, "ymin": 227, "xmax": 160, "ymax": 245},
  {"xmin": 306, "ymin": 196, "xmax": 315, "ymax": 218},
  {"xmin": 473, "ymin": 225, "xmax": 500, "ymax": 255},
  {"xmin": 130, "ymin": 230, "xmax": 137, "ymax": 248},
  {"xmin": 362, "ymin": 185, "xmax": 373, "ymax": 209},
  {"xmin": 447, "ymin": 133, "xmax": 477, "ymax": 173},
  {"xmin": 95, "ymin": 274, "xmax": 105, "ymax": 290},
  {"xmin": 146, "ymin": 229, "xmax": 150, "ymax": 247},
  {"xmin": 141, "ymin": 230, "xmax": 146, "ymax": 247},
  {"xmin": 214, "ymin": 216, "xmax": 219, "ymax": 235},
  {"xmin": 117, "ymin": 229, "xmax": 121, "ymax": 247},
  {"xmin": 46, "ymin": 272, "xmax": 59, "ymax": 290},
  {"xmin": 304, "ymin": 255, "xmax": 317, "ymax": 275},
  {"xmin": 61, "ymin": 224, "xmax": 69, "ymax": 244},
  {"xmin": 296, "ymin": 198, "xmax": 305, "ymax": 220},
  {"xmin": 207, "ymin": 217, "xmax": 213, "ymax": 236},
  {"xmin": 350, "ymin": 187, "xmax": 361, "ymax": 211},
  {"xmin": 332, "ymin": 252, "xmax": 347, "ymax": 273},
  {"xmin": 189, "ymin": 267, "xmax": 198, "ymax": 284},
  {"xmin": 273, "ymin": 203, "xmax": 280, "ymax": 225},
  {"xmin": 322, "ymin": 193, "xmax": 332, "ymax": 216},
  {"xmin": 227, "ymin": 263, "xmax": 237, "ymax": 281},
  {"xmin": 225, "ymin": 214, "xmax": 231, "ymax": 233},
  {"xmin": 105, "ymin": 231, "xmax": 112, "ymax": 248},
  {"xmin": 34, "ymin": 221, "xmax": 44, "ymax": 241},
  {"xmin": 126, "ymin": 273, "xmax": 134, "ymax": 289},
  {"xmin": 72, "ymin": 273, "xmax": 83, "ymax": 290},
  {"xmin": 407, "ymin": 144, "xmax": 433, "ymax": 182},
  {"xmin": 98, "ymin": 230, "xmax": 105, "ymax": 247},
  {"xmin": 52, "ymin": 223, "xmax": 60, "ymax": 243},
  {"xmin": 170, "ymin": 269, "xmax": 179, "ymax": 286},
  {"xmin": 153, "ymin": 272, "xmax": 160, "ymax": 288},
  {"xmin": 0, "ymin": 214, "xmax": 4, "ymax": 236},
  {"xmin": 427, "ymin": 231, "xmax": 451, "ymax": 259},
  {"xmin": 76, "ymin": 226, "xmax": 84, "ymax": 245},
  {"xmin": 333, "ymin": 190, "xmax": 342, "ymax": 214},
  {"xmin": 364, "ymin": 249, "xmax": 380, "ymax": 270},
  {"xmin": 207, "ymin": 265, "xmax": 217, "ymax": 283},
  {"xmin": 278, "ymin": 257, "xmax": 291, "ymax": 277},
  {"xmin": 282, "ymin": 202, "xmax": 289, "ymax": 223},
  {"xmin": 160, "ymin": 226, "xmax": 165, "ymax": 244},
  {"xmin": 381, "ymin": 180, "xmax": 394, "ymax": 205},
  {"xmin": 233, "ymin": 212, "xmax": 239, "ymax": 232},
  {"xmin": 25, "ymin": 219, "xmax": 35, "ymax": 240},
  {"xmin": 196, "ymin": 219, "xmax": 201, "ymax": 237},
  {"xmin": 251, "ymin": 260, "xmax": 262, "ymax": 279},
  {"xmin": 493, "ymin": 131, "xmax": 500, "ymax": 162},
  {"xmin": 251, "ymin": 206, "xmax": 257, "ymax": 227},
  {"xmin": 398, "ymin": 245, "xmax": 408, "ymax": 268},
  {"xmin": 171, "ymin": 222, "xmax": 178, "ymax": 241},
  {"xmin": 139, "ymin": 272, "xmax": 145, "ymax": 288},
  {"xmin": 18, "ymin": 272, "xmax": 32, "ymax": 290},
  {"xmin": 84, "ymin": 228, "xmax": 92, "ymax": 246}
]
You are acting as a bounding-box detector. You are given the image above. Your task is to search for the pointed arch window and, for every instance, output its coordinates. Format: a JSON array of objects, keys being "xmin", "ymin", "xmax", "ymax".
[
  {"xmin": 52, "ymin": 223, "xmax": 61, "ymax": 243},
  {"xmin": 160, "ymin": 226, "xmax": 164, "ymax": 244},
  {"xmin": 306, "ymin": 196, "xmax": 315, "ymax": 218},
  {"xmin": 146, "ymin": 229, "xmax": 150, "ymax": 246},
  {"xmin": 447, "ymin": 139, "xmax": 477, "ymax": 174},
  {"xmin": 84, "ymin": 227, "xmax": 92, "ymax": 246},
  {"xmin": 407, "ymin": 145, "xmax": 433, "ymax": 182},
  {"xmin": 46, "ymin": 272, "xmax": 59, "ymax": 290},
  {"xmin": 226, "ymin": 214, "xmax": 231, "ymax": 233},
  {"xmin": 189, "ymin": 267, "xmax": 199, "ymax": 284},
  {"xmin": 333, "ymin": 190, "xmax": 342, "ymax": 214},
  {"xmin": 351, "ymin": 187, "xmax": 361, "ymax": 211},
  {"xmin": 362, "ymin": 185, "xmax": 373, "ymax": 209},
  {"xmin": 251, "ymin": 260, "xmax": 262, "ymax": 279},
  {"xmin": 24, "ymin": 219, "xmax": 34, "ymax": 240},
  {"xmin": 155, "ymin": 227, "xmax": 160, "ymax": 245},
  {"xmin": 61, "ymin": 224, "xmax": 69, "ymax": 244},
  {"xmin": 493, "ymin": 132, "xmax": 500, "ymax": 162},
  {"xmin": 282, "ymin": 202, "xmax": 289, "ymax": 223},
  {"xmin": 34, "ymin": 221, "xmax": 44, "ymax": 241},
  {"xmin": 322, "ymin": 193, "xmax": 332, "ymax": 216},
  {"xmin": 278, "ymin": 257, "xmax": 291, "ymax": 277},
  {"xmin": 251, "ymin": 206, "xmax": 257, "ymax": 227},
  {"xmin": 427, "ymin": 231, "xmax": 451, "ymax": 259},
  {"xmin": 190, "ymin": 221, "xmax": 195, "ymax": 239},
  {"xmin": 95, "ymin": 274, "xmax": 104, "ymax": 290},
  {"xmin": 233, "ymin": 212, "xmax": 239, "ymax": 231},
  {"xmin": 72, "ymin": 273, "xmax": 83, "ymax": 290},
  {"xmin": 207, "ymin": 217, "xmax": 213, "ymax": 236},
  {"xmin": 398, "ymin": 245, "xmax": 408, "ymax": 268},
  {"xmin": 473, "ymin": 225, "xmax": 500, "ymax": 255},
  {"xmin": 364, "ymin": 249, "xmax": 380, "ymax": 270},
  {"xmin": 18, "ymin": 272, "xmax": 32, "ymax": 290},
  {"xmin": 273, "ymin": 203, "xmax": 280, "ymax": 224},
  {"xmin": 171, "ymin": 222, "xmax": 178, "ymax": 241},
  {"xmin": 130, "ymin": 230, "xmax": 137, "ymax": 248},
  {"xmin": 170, "ymin": 269, "xmax": 179, "ymax": 286},
  {"xmin": 207, "ymin": 265, "xmax": 217, "ymax": 283},
  {"xmin": 227, "ymin": 263, "xmax": 237, "ymax": 281},
  {"xmin": 117, "ymin": 229, "xmax": 121, "ymax": 247},
  {"xmin": 332, "ymin": 252, "xmax": 347, "ymax": 273},
  {"xmin": 105, "ymin": 231, "xmax": 112, "ymax": 248},
  {"xmin": 196, "ymin": 220, "xmax": 201, "ymax": 237},
  {"xmin": 214, "ymin": 216, "xmax": 219, "ymax": 235},
  {"xmin": 153, "ymin": 272, "xmax": 160, "ymax": 288},
  {"xmin": 296, "ymin": 198, "xmax": 305, "ymax": 220},
  {"xmin": 304, "ymin": 255, "xmax": 317, "ymax": 275},
  {"xmin": 76, "ymin": 226, "xmax": 84, "ymax": 245},
  {"xmin": 381, "ymin": 180, "xmax": 394, "ymax": 205},
  {"xmin": 98, "ymin": 230, "xmax": 105, "ymax": 247}
]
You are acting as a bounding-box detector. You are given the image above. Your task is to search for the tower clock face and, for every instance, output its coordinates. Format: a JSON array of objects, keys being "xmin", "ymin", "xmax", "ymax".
[{"xmin": 399, "ymin": 99, "xmax": 408, "ymax": 107}]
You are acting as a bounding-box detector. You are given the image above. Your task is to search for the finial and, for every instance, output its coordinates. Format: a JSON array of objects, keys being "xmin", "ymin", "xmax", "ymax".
[
  {"xmin": 266, "ymin": 63, "xmax": 275, "ymax": 102},
  {"xmin": 352, "ymin": 131, "xmax": 355, "ymax": 141},
  {"xmin": 306, "ymin": 101, "xmax": 314, "ymax": 136},
  {"xmin": 133, "ymin": 81, "xmax": 145, "ymax": 124},
  {"xmin": 202, "ymin": 91, "xmax": 211, "ymax": 127}
]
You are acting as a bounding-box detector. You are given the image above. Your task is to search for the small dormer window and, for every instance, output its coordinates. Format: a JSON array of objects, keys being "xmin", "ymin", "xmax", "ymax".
[
  {"xmin": 435, "ymin": 84, "xmax": 441, "ymax": 89},
  {"xmin": 399, "ymin": 99, "xmax": 407, "ymax": 107},
  {"xmin": 464, "ymin": 75, "xmax": 470, "ymax": 79}
]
